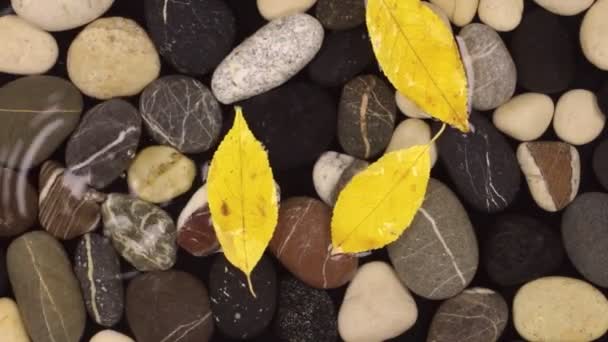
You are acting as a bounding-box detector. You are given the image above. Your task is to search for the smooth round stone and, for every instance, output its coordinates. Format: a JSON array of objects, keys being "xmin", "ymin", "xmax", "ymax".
[
  {"xmin": 338, "ymin": 262, "xmax": 417, "ymax": 342},
  {"xmin": 593, "ymin": 140, "xmax": 608, "ymax": 190},
  {"xmin": 388, "ymin": 179, "xmax": 478, "ymax": 300},
  {"xmin": 534, "ymin": 0, "xmax": 594, "ymax": 15},
  {"xmin": 74, "ymin": 233, "xmax": 123, "ymax": 327},
  {"xmin": 395, "ymin": 91, "xmax": 430, "ymax": 119},
  {"xmin": 0, "ymin": 248, "xmax": 6, "ymax": 296},
  {"xmin": 274, "ymin": 276, "xmax": 337, "ymax": 342},
  {"xmin": 581, "ymin": 0, "xmax": 608, "ymax": 70},
  {"xmin": 177, "ymin": 184, "xmax": 219, "ymax": 257},
  {"xmin": 67, "ymin": 17, "xmax": 161, "ymax": 100},
  {"xmin": 315, "ymin": 0, "xmax": 365, "ymax": 30},
  {"xmin": 90, "ymin": 330, "xmax": 135, "ymax": 342},
  {"xmin": 428, "ymin": 288, "xmax": 508, "ymax": 342},
  {"xmin": 493, "ymin": 93, "xmax": 554, "ymax": 141},
  {"xmin": 517, "ymin": 141, "xmax": 580, "ymax": 212},
  {"xmin": 478, "ymin": 0, "xmax": 523, "ymax": 32},
  {"xmin": 338, "ymin": 75, "xmax": 396, "ymax": 159},
  {"xmin": 0, "ymin": 167, "xmax": 37, "ymax": 237},
  {"xmin": 66, "ymin": 99, "xmax": 141, "ymax": 189},
  {"xmin": 241, "ymin": 82, "xmax": 336, "ymax": 170},
  {"xmin": 386, "ymin": 119, "xmax": 438, "ymax": 167},
  {"xmin": 430, "ymin": 0, "xmax": 478, "ymax": 27},
  {"xmin": 553, "ymin": 89, "xmax": 605, "ymax": 145},
  {"xmin": 308, "ymin": 26, "xmax": 374, "ymax": 87},
  {"xmin": 562, "ymin": 193, "xmax": 608, "ymax": 287},
  {"xmin": 126, "ymin": 271, "xmax": 213, "ymax": 342},
  {"xmin": 140, "ymin": 76, "xmax": 222, "ymax": 153},
  {"xmin": 510, "ymin": 9, "xmax": 575, "ymax": 93},
  {"xmin": 11, "ymin": 0, "xmax": 113, "ymax": 31},
  {"xmin": 0, "ymin": 76, "xmax": 83, "ymax": 169},
  {"xmin": 514, "ymin": 277, "xmax": 608, "ymax": 341},
  {"xmin": 102, "ymin": 193, "xmax": 177, "ymax": 271},
  {"xmin": 127, "ymin": 145, "xmax": 196, "ymax": 203},
  {"xmin": 7, "ymin": 231, "xmax": 86, "ymax": 342},
  {"xmin": 312, "ymin": 151, "xmax": 368, "ymax": 206},
  {"xmin": 269, "ymin": 197, "xmax": 358, "ymax": 289},
  {"xmin": 436, "ymin": 113, "xmax": 521, "ymax": 213},
  {"xmin": 145, "ymin": 0, "xmax": 235, "ymax": 75},
  {"xmin": 459, "ymin": 24, "xmax": 516, "ymax": 111},
  {"xmin": 0, "ymin": 15, "xmax": 58, "ymax": 75},
  {"xmin": 212, "ymin": 14, "xmax": 323, "ymax": 104},
  {"xmin": 0, "ymin": 298, "xmax": 29, "ymax": 342},
  {"xmin": 257, "ymin": 0, "xmax": 317, "ymax": 20},
  {"xmin": 484, "ymin": 215, "xmax": 564, "ymax": 286},
  {"xmin": 209, "ymin": 254, "xmax": 277, "ymax": 339}
]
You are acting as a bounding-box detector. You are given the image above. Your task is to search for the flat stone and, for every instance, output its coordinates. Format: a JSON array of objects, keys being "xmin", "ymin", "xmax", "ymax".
[
  {"xmin": 257, "ymin": 0, "xmax": 317, "ymax": 20},
  {"xmin": 517, "ymin": 141, "xmax": 580, "ymax": 212},
  {"xmin": 428, "ymin": 288, "xmax": 508, "ymax": 342},
  {"xmin": 514, "ymin": 277, "xmax": 608, "ymax": 341},
  {"xmin": 553, "ymin": 89, "xmax": 605, "ymax": 145},
  {"xmin": 534, "ymin": 0, "xmax": 594, "ymax": 15},
  {"xmin": 274, "ymin": 276, "xmax": 338, "ymax": 342},
  {"xmin": 66, "ymin": 99, "xmax": 141, "ymax": 189},
  {"xmin": 0, "ymin": 167, "xmax": 37, "ymax": 237},
  {"xmin": 7, "ymin": 231, "xmax": 86, "ymax": 342},
  {"xmin": 562, "ymin": 193, "xmax": 608, "ymax": 287},
  {"xmin": 581, "ymin": 0, "xmax": 608, "ymax": 70},
  {"xmin": 269, "ymin": 197, "xmax": 358, "ymax": 289},
  {"xmin": 0, "ymin": 298, "xmax": 30, "ymax": 342},
  {"xmin": 126, "ymin": 271, "xmax": 213, "ymax": 342},
  {"xmin": 388, "ymin": 179, "xmax": 478, "ymax": 300},
  {"xmin": 492, "ymin": 93, "xmax": 554, "ymax": 141},
  {"xmin": 593, "ymin": 140, "xmax": 608, "ymax": 190},
  {"xmin": 460, "ymin": 23, "xmax": 517, "ymax": 111},
  {"xmin": 140, "ymin": 75, "xmax": 222, "ymax": 153},
  {"xmin": 338, "ymin": 262, "xmax": 417, "ymax": 342},
  {"xmin": 74, "ymin": 233, "xmax": 123, "ymax": 327},
  {"xmin": 145, "ymin": 0, "xmax": 235, "ymax": 75},
  {"xmin": 312, "ymin": 151, "xmax": 368, "ymax": 206},
  {"xmin": 478, "ymin": 0, "xmax": 523, "ymax": 32},
  {"xmin": 209, "ymin": 254, "xmax": 277, "ymax": 339},
  {"xmin": 102, "ymin": 193, "xmax": 177, "ymax": 271},
  {"xmin": 11, "ymin": 0, "xmax": 113, "ymax": 31},
  {"xmin": 385, "ymin": 118, "xmax": 438, "ymax": 167},
  {"xmin": 0, "ymin": 76, "xmax": 82, "ymax": 169},
  {"xmin": 0, "ymin": 15, "xmax": 58, "ymax": 74},
  {"xmin": 430, "ymin": 0, "xmax": 478, "ymax": 27},
  {"xmin": 338, "ymin": 75, "xmax": 396, "ymax": 159},
  {"xmin": 90, "ymin": 330, "xmax": 135, "ymax": 342},
  {"xmin": 177, "ymin": 184, "xmax": 219, "ymax": 257},
  {"xmin": 212, "ymin": 14, "xmax": 323, "ymax": 104},
  {"xmin": 315, "ymin": 0, "xmax": 365, "ymax": 30},
  {"xmin": 67, "ymin": 17, "xmax": 161, "ymax": 100}
]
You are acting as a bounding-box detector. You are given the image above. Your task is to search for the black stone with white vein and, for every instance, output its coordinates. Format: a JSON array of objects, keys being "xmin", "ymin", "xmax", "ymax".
[
  {"xmin": 74, "ymin": 233, "xmax": 124, "ymax": 327},
  {"xmin": 435, "ymin": 113, "xmax": 520, "ymax": 213},
  {"xmin": 66, "ymin": 99, "xmax": 141, "ymax": 189},
  {"xmin": 140, "ymin": 75, "xmax": 223, "ymax": 154}
]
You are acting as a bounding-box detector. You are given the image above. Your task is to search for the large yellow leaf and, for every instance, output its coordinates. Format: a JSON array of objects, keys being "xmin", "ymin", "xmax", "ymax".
[
  {"xmin": 367, "ymin": 0, "xmax": 469, "ymax": 132},
  {"xmin": 207, "ymin": 107, "xmax": 278, "ymax": 296},
  {"xmin": 331, "ymin": 145, "xmax": 431, "ymax": 254}
]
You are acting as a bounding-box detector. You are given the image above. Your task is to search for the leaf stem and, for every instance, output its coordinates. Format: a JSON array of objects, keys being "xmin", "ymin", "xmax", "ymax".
[
  {"xmin": 246, "ymin": 274, "xmax": 257, "ymax": 298},
  {"xmin": 430, "ymin": 123, "xmax": 446, "ymax": 144}
]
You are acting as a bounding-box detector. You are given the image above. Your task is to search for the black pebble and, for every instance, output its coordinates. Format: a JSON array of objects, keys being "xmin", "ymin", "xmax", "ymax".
[
  {"xmin": 483, "ymin": 215, "xmax": 564, "ymax": 287},
  {"xmin": 308, "ymin": 26, "xmax": 374, "ymax": 87},
  {"xmin": 240, "ymin": 82, "xmax": 336, "ymax": 170},
  {"xmin": 0, "ymin": 247, "xmax": 7, "ymax": 296},
  {"xmin": 593, "ymin": 140, "xmax": 608, "ymax": 190},
  {"xmin": 144, "ymin": 0, "xmax": 236, "ymax": 75},
  {"xmin": 510, "ymin": 8, "xmax": 575, "ymax": 93},
  {"xmin": 596, "ymin": 82, "xmax": 608, "ymax": 116}
]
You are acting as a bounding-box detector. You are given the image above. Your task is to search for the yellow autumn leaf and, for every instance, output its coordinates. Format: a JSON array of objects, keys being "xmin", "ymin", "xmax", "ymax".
[
  {"xmin": 331, "ymin": 145, "xmax": 431, "ymax": 254},
  {"xmin": 207, "ymin": 106, "xmax": 278, "ymax": 296},
  {"xmin": 366, "ymin": 0, "xmax": 469, "ymax": 132}
]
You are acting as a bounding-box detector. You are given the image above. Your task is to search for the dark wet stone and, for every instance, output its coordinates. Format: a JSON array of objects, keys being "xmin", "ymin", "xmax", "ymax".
[
  {"xmin": 0, "ymin": 167, "xmax": 37, "ymax": 237},
  {"xmin": 593, "ymin": 140, "xmax": 608, "ymax": 191},
  {"xmin": 315, "ymin": 0, "xmax": 365, "ymax": 30}
]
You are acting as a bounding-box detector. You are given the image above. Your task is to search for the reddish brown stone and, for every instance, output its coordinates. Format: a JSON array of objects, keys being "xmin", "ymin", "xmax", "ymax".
[{"xmin": 177, "ymin": 185, "xmax": 219, "ymax": 257}]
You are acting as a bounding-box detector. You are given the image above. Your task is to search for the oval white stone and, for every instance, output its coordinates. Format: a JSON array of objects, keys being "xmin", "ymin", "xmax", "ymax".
[
  {"xmin": 478, "ymin": 0, "xmax": 523, "ymax": 32},
  {"xmin": 0, "ymin": 298, "xmax": 29, "ymax": 342},
  {"xmin": 386, "ymin": 119, "xmax": 438, "ymax": 167},
  {"xmin": 395, "ymin": 91, "xmax": 431, "ymax": 119},
  {"xmin": 553, "ymin": 89, "xmax": 606, "ymax": 145},
  {"xmin": 534, "ymin": 0, "xmax": 594, "ymax": 15},
  {"xmin": 313, "ymin": 151, "xmax": 356, "ymax": 206},
  {"xmin": 12, "ymin": 0, "xmax": 113, "ymax": 32},
  {"xmin": 90, "ymin": 329, "xmax": 135, "ymax": 342},
  {"xmin": 430, "ymin": 0, "xmax": 479, "ymax": 27},
  {"xmin": 493, "ymin": 93, "xmax": 554, "ymax": 141},
  {"xmin": 581, "ymin": 0, "xmax": 608, "ymax": 70},
  {"xmin": 256, "ymin": 0, "xmax": 317, "ymax": 20}
]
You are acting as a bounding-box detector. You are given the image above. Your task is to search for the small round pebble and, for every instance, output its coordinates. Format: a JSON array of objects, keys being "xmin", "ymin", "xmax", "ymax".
[
  {"xmin": 11, "ymin": 0, "xmax": 113, "ymax": 31},
  {"xmin": 581, "ymin": 0, "xmax": 608, "ymax": 70},
  {"xmin": 478, "ymin": 0, "xmax": 523, "ymax": 32},
  {"xmin": 0, "ymin": 298, "xmax": 30, "ymax": 342},
  {"xmin": 593, "ymin": 140, "xmax": 608, "ymax": 190},
  {"xmin": 67, "ymin": 17, "xmax": 161, "ymax": 100},
  {"xmin": 534, "ymin": 0, "xmax": 594, "ymax": 15},
  {"xmin": 257, "ymin": 0, "xmax": 317, "ymax": 20},
  {"xmin": 553, "ymin": 89, "xmax": 605, "ymax": 145},
  {"xmin": 315, "ymin": 0, "xmax": 365, "ymax": 30},
  {"xmin": 90, "ymin": 330, "xmax": 135, "ymax": 342},
  {"xmin": 0, "ymin": 167, "xmax": 38, "ymax": 237},
  {"xmin": 430, "ymin": 0, "xmax": 479, "ymax": 27},
  {"xmin": 395, "ymin": 91, "xmax": 430, "ymax": 119},
  {"xmin": 493, "ymin": 93, "xmax": 554, "ymax": 141},
  {"xmin": 386, "ymin": 119, "xmax": 438, "ymax": 167}
]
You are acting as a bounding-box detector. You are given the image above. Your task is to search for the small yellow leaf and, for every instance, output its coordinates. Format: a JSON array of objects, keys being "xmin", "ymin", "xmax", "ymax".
[
  {"xmin": 331, "ymin": 145, "xmax": 431, "ymax": 254},
  {"xmin": 207, "ymin": 107, "xmax": 279, "ymax": 296},
  {"xmin": 366, "ymin": 0, "xmax": 469, "ymax": 132}
]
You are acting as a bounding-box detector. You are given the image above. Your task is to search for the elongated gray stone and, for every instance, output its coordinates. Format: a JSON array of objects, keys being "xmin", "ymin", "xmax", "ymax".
[{"xmin": 0, "ymin": 167, "xmax": 38, "ymax": 237}]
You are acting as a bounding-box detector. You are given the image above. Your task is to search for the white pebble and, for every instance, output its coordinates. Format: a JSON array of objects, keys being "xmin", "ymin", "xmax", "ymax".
[
  {"xmin": 581, "ymin": 0, "xmax": 608, "ymax": 70},
  {"xmin": 430, "ymin": 0, "xmax": 479, "ymax": 27},
  {"xmin": 493, "ymin": 93, "xmax": 554, "ymax": 141},
  {"xmin": 385, "ymin": 119, "xmax": 438, "ymax": 167},
  {"xmin": 0, "ymin": 298, "xmax": 29, "ymax": 342},
  {"xmin": 256, "ymin": 0, "xmax": 317, "ymax": 20},
  {"xmin": 533, "ymin": 0, "xmax": 594, "ymax": 16},
  {"xmin": 11, "ymin": 0, "xmax": 114, "ymax": 32},
  {"xmin": 553, "ymin": 89, "xmax": 605, "ymax": 145},
  {"xmin": 313, "ymin": 151, "xmax": 356, "ymax": 206},
  {"xmin": 90, "ymin": 329, "xmax": 135, "ymax": 342},
  {"xmin": 395, "ymin": 91, "xmax": 430, "ymax": 119},
  {"xmin": 478, "ymin": 0, "xmax": 523, "ymax": 32}
]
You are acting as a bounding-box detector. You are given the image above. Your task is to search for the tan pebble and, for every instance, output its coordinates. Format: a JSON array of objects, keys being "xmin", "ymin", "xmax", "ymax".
[
  {"xmin": 553, "ymin": 89, "xmax": 605, "ymax": 145},
  {"xmin": 478, "ymin": 0, "xmax": 523, "ymax": 32},
  {"xmin": 385, "ymin": 119, "xmax": 437, "ymax": 167},
  {"xmin": 395, "ymin": 91, "xmax": 430, "ymax": 119},
  {"xmin": 493, "ymin": 93, "xmax": 554, "ymax": 141},
  {"xmin": 0, "ymin": 298, "xmax": 30, "ymax": 342},
  {"xmin": 430, "ymin": 0, "xmax": 479, "ymax": 27},
  {"xmin": 256, "ymin": 0, "xmax": 317, "ymax": 20},
  {"xmin": 90, "ymin": 329, "xmax": 134, "ymax": 342},
  {"xmin": 581, "ymin": 0, "xmax": 608, "ymax": 70},
  {"xmin": 534, "ymin": 0, "xmax": 594, "ymax": 15}
]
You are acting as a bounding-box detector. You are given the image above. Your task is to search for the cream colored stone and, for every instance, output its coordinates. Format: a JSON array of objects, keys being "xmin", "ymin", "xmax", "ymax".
[
  {"xmin": 67, "ymin": 17, "xmax": 160, "ymax": 100},
  {"xmin": 514, "ymin": 277, "xmax": 608, "ymax": 342},
  {"xmin": 128, "ymin": 145, "xmax": 196, "ymax": 204},
  {"xmin": 0, "ymin": 298, "xmax": 30, "ymax": 342},
  {"xmin": 430, "ymin": 0, "xmax": 479, "ymax": 27},
  {"xmin": 478, "ymin": 0, "xmax": 523, "ymax": 32},
  {"xmin": 11, "ymin": 0, "xmax": 114, "ymax": 32},
  {"xmin": 534, "ymin": 0, "xmax": 594, "ymax": 15},
  {"xmin": 90, "ymin": 330, "xmax": 134, "ymax": 342},
  {"xmin": 493, "ymin": 93, "xmax": 554, "ymax": 141},
  {"xmin": 256, "ymin": 0, "xmax": 317, "ymax": 20},
  {"xmin": 386, "ymin": 119, "xmax": 438, "ymax": 167},
  {"xmin": 581, "ymin": 0, "xmax": 608, "ymax": 70},
  {"xmin": 395, "ymin": 91, "xmax": 430, "ymax": 119},
  {"xmin": 0, "ymin": 15, "xmax": 58, "ymax": 75},
  {"xmin": 423, "ymin": 2, "xmax": 452, "ymax": 31},
  {"xmin": 313, "ymin": 151, "xmax": 356, "ymax": 205},
  {"xmin": 553, "ymin": 89, "xmax": 605, "ymax": 145}
]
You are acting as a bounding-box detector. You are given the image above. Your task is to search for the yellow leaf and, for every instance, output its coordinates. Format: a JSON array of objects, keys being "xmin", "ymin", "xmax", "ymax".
[
  {"xmin": 331, "ymin": 145, "xmax": 431, "ymax": 254},
  {"xmin": 366, "ymin": 0, "xmax": 469, "ymax": 132},
  {"xmin": 207, "ymin": 106, "xmax": 278, "ymax": 296}
]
